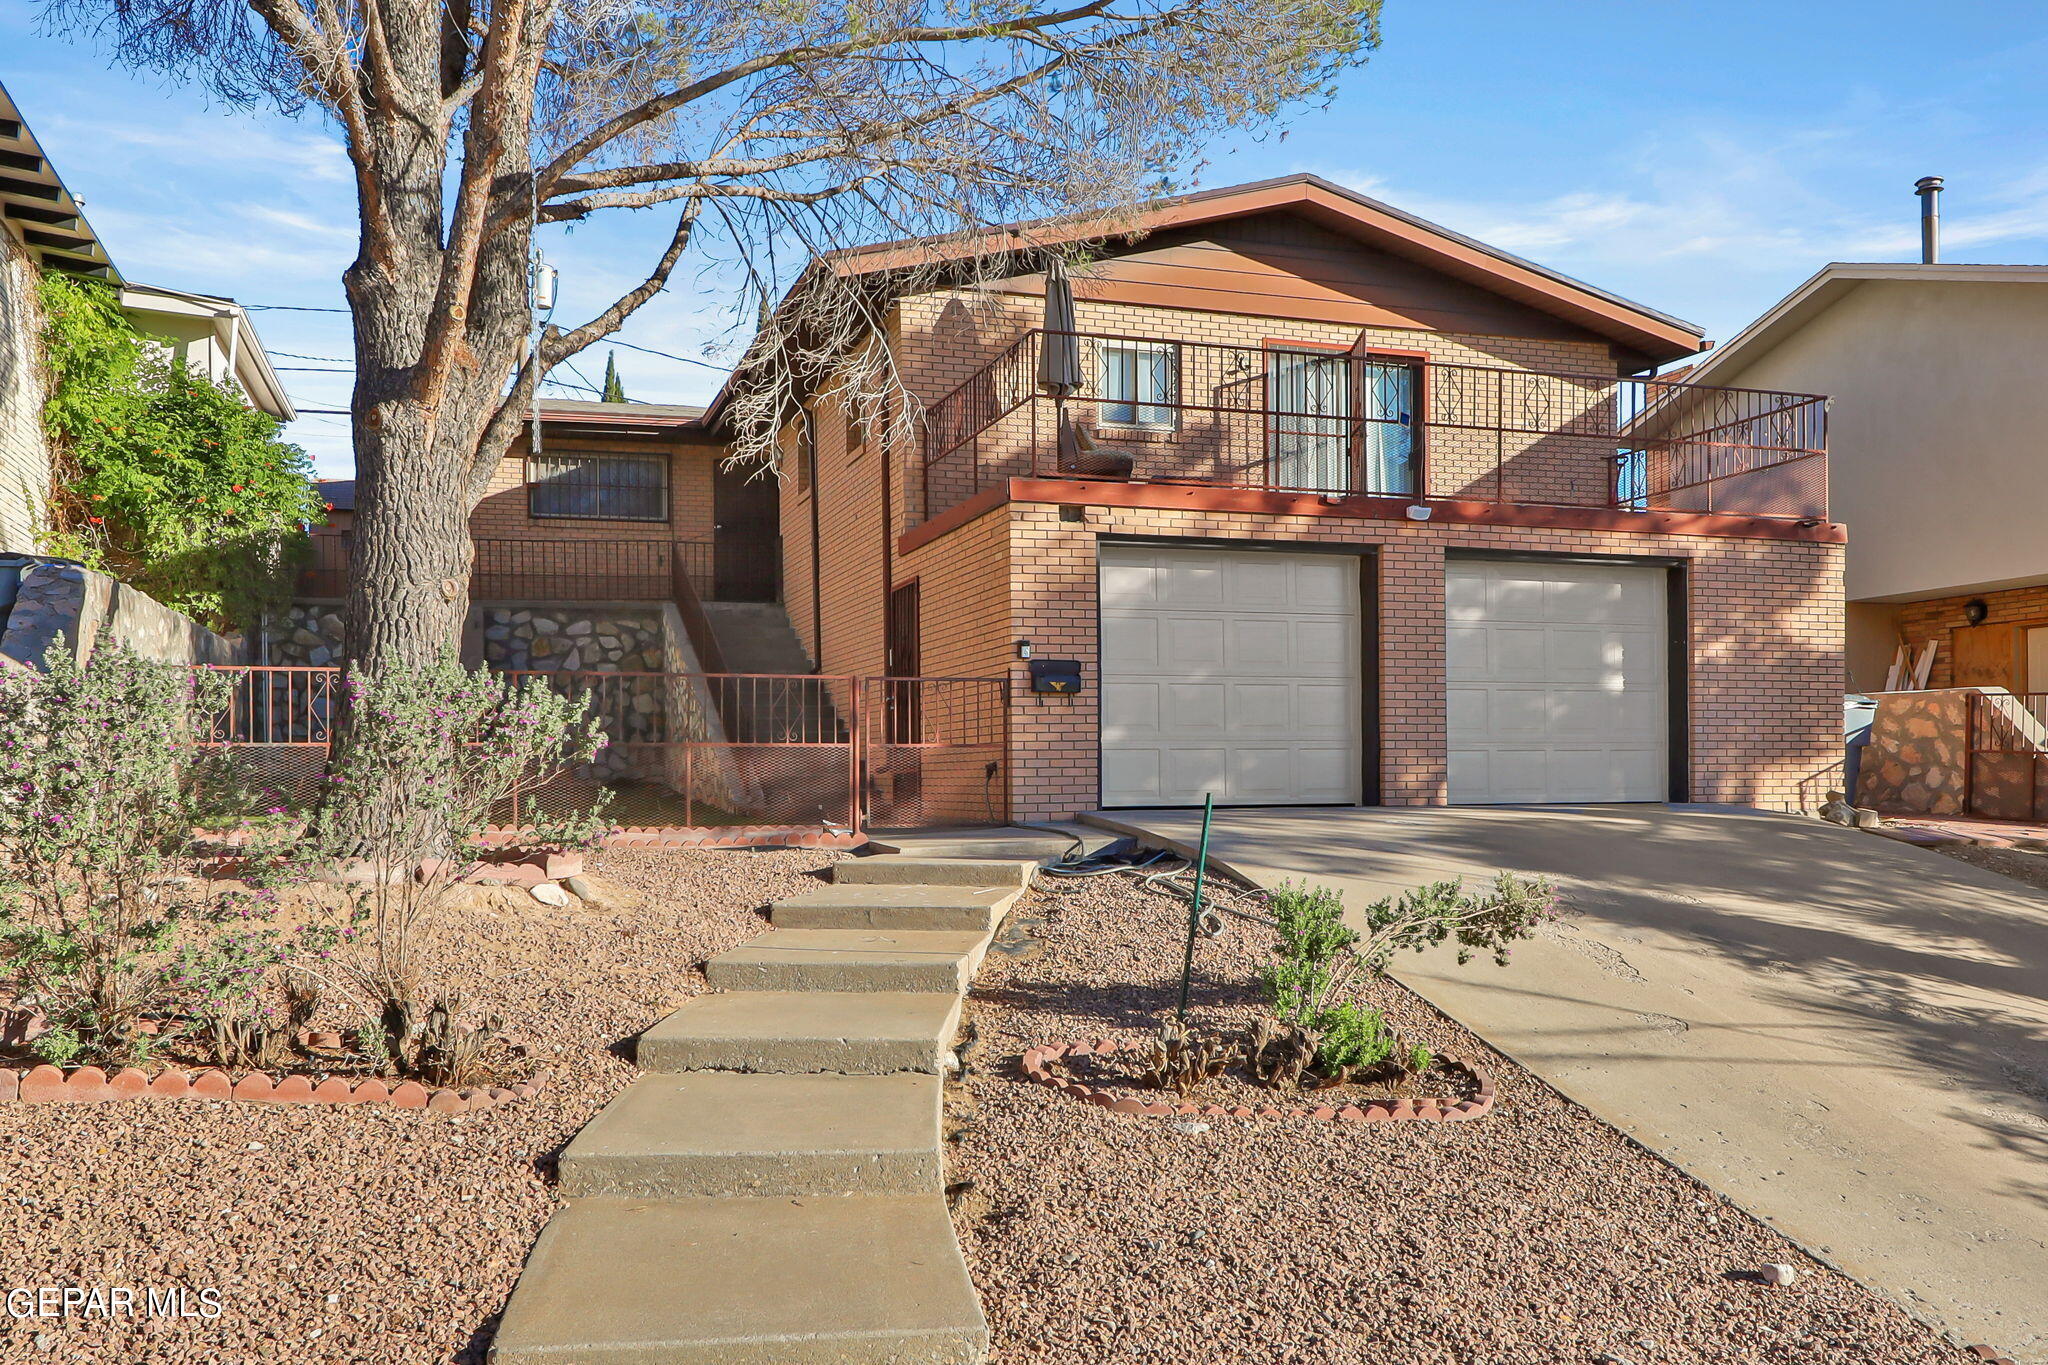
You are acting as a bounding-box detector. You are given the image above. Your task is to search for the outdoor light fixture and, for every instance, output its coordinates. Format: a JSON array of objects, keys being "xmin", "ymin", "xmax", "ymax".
[
  {"xmin": 1965, "ymin": 598, "xmax": 1989, "ymax": 625},
  {"xmin": 1405, "ymin": 504, "xmax": 1433, "ymax": 521},
  {"xmin": 1016, "ymin": 640, "xmax": 1033, "ymax": 660}
]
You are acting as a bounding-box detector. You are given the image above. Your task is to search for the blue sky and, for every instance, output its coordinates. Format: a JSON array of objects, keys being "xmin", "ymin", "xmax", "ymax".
[{"xmin": 5, "ymin": 0, "xmax": 2045, "ymax": 477}]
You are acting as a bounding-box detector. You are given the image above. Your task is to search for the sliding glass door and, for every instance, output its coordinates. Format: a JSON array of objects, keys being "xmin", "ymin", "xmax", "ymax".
[{"xmin": 1266, "ymin": 349, "xmax": 1350, "ymax": 491}]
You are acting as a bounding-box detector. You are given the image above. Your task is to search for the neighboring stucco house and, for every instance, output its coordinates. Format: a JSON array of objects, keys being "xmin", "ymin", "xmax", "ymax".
[
  {"xmin": 1672, "ymin": 261, "xmax": 2048, "ymax": 696},
  {"xmin": 117, "ymin": 282, "xmax": 297, "ymax": 423},
  {"xmin": 764, "ymin": 174, "xmax": 1843, "ymax": 822}
]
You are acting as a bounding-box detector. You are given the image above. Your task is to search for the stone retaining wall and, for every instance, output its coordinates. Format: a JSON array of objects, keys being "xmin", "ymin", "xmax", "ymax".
[{"xmin": 0, "ymin": 560, "xmax": 241, "ymax": 668}]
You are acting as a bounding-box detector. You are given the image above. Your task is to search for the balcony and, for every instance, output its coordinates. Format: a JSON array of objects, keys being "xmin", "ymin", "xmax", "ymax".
[
  {"xmin": 296, "ymin": 535, "xmax": 717, "ymax": 602},
  {"xmin": 919, "ymin": 330, "xmax": 1829, "ymax": 526}
]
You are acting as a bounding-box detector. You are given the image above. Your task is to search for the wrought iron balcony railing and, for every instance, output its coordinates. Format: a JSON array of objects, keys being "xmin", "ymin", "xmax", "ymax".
[{"xmin": 919, "ymin": 329, "xmax": 1828, "ymax": 524}]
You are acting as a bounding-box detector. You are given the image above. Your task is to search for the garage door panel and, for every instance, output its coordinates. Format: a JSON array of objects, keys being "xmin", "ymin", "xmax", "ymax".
[
  {"xmin": 1296, "ymin": 619, "xmax": 1353, "ymax": 671},
  {"xmin": 1102, "ymin": 747, "xmax": 1163, "ymax": 801},
  {"xmin": 1166, "ymin": 616, "xmax": 1226, "ymax": 668},
  {"xmin": 1101, "ymin": 614, "xmax": 1162, "ymax": 671},
  {"xmin": 1100, "ymin": 681, "xmax": 1161, "ymax": 739},
  {"xmin": 1102, "ymin": 546, "xmax": 1361, "ymax": 807},
  {"xmin": 1231, "ymin": 618, "xmax": 1291, "ymax": 667},
  {"xmin": 1166, "ymin": 682, "xmax": 1227, "ymax": 733},
  {"xmin": 1447, "ymin": 560, "xmax": 1668, "ymax": 804},
  {"xmin": 1230, "ymin": 682, "xmax": 1293, "ymax": 730}
]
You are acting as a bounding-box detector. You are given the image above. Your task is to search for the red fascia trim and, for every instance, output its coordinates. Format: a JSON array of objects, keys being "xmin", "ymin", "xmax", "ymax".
[
  {"xmin": 992, "ymin": 478, "xmax": 1845, "ymax": 542},
  {"xmin": 897, "ymin": 484, "xmax": 1009, "ymax": 555}
]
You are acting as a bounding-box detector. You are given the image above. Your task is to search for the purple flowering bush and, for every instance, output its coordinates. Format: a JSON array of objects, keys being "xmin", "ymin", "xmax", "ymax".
[
  {"xmin": 307, "ymin": 653, "xmax": 610, "ymax": 1084},
  {"xmin": 0, "ymin": 642, "xmax": 260, "ymax": 1066}
]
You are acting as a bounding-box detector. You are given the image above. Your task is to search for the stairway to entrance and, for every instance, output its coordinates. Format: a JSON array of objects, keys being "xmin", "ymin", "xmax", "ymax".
[{"xmin": 490, "ymin": 855, "xmax": 1036, "ymax": 1364}]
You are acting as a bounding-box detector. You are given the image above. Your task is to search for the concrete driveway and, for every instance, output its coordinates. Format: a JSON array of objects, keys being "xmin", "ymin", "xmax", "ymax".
[{"xmin": 1087, "ymin": 804, "xmax": 2048, "ymax": 1355}]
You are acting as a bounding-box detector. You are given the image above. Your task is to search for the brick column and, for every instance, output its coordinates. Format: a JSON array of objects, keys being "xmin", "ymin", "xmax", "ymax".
[{"xmin": 1378, "ymin": 538, "xmax": 1449, "ymax": 805}]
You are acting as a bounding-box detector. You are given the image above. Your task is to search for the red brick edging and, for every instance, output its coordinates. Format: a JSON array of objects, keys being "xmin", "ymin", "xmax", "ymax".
[
  {"xmin": 1021, "ymin": 1038, "xmax": 1497, "ymax": 1122},
  {"xmin": 0, "ymin": 1064, "xmax": 549, "ymax": 1114}
]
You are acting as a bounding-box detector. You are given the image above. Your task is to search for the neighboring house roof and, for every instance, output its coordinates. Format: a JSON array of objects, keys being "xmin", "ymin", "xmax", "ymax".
[
  {"xmin": 534, "ymin": 398, "xmax": 710, "ymax": 436},
  {"xmin": 820, "ymin": 174, "xmax": 1706, "ymax": 365},
  {"xmin": 316, "ymin": 478, "xmax": 355, "ymax": 511},
  {"xmin": 1679, "ymin": 262, "xmax": 2048, "ymax": 389},
  {"xmin": 118, "ymin": 282, "xmax": 298, "ymax": 422},
  {"xmin": 0, "ymin": 81, "xmax": 119, "ymax": 281}
]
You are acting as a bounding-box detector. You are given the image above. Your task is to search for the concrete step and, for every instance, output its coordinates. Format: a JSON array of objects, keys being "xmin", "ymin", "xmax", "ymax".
[
  {"xmin": 705, "ymin": 928, "xmax": 992, "ymax": 994},
  {"xmin": 559, "ymin": 1072, "xmax": 942, "ymax": 1198},
  {"xmin": 864, "ymin": 824, "xmax": 1120, "ymax": 862},
  {"xmin": 770, "ymin": 883, "xmax": 1020, "ymax": 932},
  {"xmin": 834, "ymin": 855, "xmax": 1038, "ymax": 889},
  {"xmin": 490, "ymin": 1193, "xmax": 987, "ymax": 1365},
  {"xmin": 636, "ymin": 991, "xmax": 964, "ymax": 1074}
]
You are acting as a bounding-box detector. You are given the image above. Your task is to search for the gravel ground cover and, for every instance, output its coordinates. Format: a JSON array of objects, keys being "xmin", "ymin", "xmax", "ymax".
[
  {"xmin": 952, "ymin": 872, "xmax": 1964, "ymax": 1365},
  {"xmin": 0, "ymin": 846, "xmax": 835, "ymax": 1365}
]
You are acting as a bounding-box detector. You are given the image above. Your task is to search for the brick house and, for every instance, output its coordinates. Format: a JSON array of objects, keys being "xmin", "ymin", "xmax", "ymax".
[{"xmin": 760, "ymin": 174, "xmax": 1844, "ymax": 823}]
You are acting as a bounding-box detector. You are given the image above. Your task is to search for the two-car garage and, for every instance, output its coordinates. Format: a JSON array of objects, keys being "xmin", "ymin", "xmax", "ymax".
[{"xmin": 1098, "ymin": 544, "xmax": 1673, "ymax": 808}]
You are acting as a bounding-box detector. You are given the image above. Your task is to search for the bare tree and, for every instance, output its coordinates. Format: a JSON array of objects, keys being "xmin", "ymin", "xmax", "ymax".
[{"xmin": 44, "ymin": 0, "xmax": 1382, "ymax": 675}]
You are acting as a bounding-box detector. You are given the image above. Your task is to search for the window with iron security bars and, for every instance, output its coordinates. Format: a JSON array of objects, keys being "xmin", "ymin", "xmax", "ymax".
[{"xmin": 528, "ymin": 452, "xmax": 669, "ymax": 521}]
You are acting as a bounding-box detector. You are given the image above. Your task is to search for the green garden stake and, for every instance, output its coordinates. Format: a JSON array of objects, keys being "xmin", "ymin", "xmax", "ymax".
[{"xmin": 1175, "ymin": 792, "xmax": 1216, "ymax": 1021}]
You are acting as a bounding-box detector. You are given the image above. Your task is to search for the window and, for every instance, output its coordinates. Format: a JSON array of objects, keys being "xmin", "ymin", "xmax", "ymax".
[
  {"xmin": 528, "ymin": 452, "xmax": 668, "ymax": 521},
  {"xmin": 1098, "ymin": 340, "xmax": 1178, "ymax": 428}
]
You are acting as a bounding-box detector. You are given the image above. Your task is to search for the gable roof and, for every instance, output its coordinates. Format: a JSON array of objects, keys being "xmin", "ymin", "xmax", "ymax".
[
  {"xmin": 822, "ymin": 174, "xmax": 1704, "ymax": 365},
  {"xmin": 1677, "ymin": 261, "xmax": 2048, "ymax": 389},
  {"xmin": 0, "ymin": 80, "xmax": 118, "ymax": 280}
]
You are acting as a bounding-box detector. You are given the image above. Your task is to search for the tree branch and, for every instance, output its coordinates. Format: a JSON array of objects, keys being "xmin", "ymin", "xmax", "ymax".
[{"xmin": 529, "ymin": 0, "xmax": 1116, "ymax": 201}]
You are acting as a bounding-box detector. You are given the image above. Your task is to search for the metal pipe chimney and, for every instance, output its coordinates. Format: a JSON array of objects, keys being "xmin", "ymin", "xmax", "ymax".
[{"xmin": 1914, "ymin": 176, "xmax": 1944, "ymax": 263}]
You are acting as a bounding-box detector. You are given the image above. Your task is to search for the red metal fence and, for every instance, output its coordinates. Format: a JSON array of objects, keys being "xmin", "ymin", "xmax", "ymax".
[
  {"xmin": 198, "ymin": 666, "xmax": 1010, "ymax": 846},
  {"xmin": 1966, "ymin": 691, "xmax": 2048, "ymax": 821}
]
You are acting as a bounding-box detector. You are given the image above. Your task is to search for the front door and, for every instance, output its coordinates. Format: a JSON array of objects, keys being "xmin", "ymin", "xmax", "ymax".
[{"xmin": 712, "ymin": 463, "xmax": 780, "ymax": 601}]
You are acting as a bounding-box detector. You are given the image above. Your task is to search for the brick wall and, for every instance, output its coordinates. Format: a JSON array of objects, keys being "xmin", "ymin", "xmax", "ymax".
[
  {"xmin": 470, "ymin": 432, "xmax": 720, "ymax": 545},
  {"xmin": 0, "ymin": 231, "xmax": 50, "ymax": 554},
  {"xmin": 1891, "ymin": 584, "xmax": 2048, "ymax": 690},
  {"xmin": 983, "ymin": 499, "xmax": 1842, "ymax": 821}
]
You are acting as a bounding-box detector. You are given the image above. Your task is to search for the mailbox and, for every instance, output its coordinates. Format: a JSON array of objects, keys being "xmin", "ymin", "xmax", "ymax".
[{"xmin": 1028, "ymin": 658, "xmax": 1084, "ymax": 695}]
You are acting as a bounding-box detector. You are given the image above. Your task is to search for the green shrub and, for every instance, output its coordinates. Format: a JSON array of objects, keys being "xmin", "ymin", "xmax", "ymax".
[
  {"xmin": 1313, "ymin": 1001, "xmax": 1396, "ymax": 1073},
  {"xmin": 36, "ymin": 273, "xmax": 319, "ymax": 630},
  {"xmin": 1261, "ymin": 879, "xmax": 1358, "ymax": 1025},
  {"xmin": 0, "ymin": 643, "xmax": 258, "ymax": 1065}
]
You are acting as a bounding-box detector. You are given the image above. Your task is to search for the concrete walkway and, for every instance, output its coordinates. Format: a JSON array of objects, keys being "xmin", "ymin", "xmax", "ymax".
[
  {"xmin": 1090, "ymin": 805, "xmax": 2048, "ymax": 1357},
  {"xmin": 491, "ymin": 855, "xmax": 1030, "ymax": 1364}
]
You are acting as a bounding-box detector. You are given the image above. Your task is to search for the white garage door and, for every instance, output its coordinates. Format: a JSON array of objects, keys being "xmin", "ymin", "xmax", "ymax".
[
  {"xmin": 1100, "ymin": 545, "xmax": 1361, "ymax": 806},
  {"xmin": 1446, "ymin": 559, "xmax": 1669, "ymax": 804}
]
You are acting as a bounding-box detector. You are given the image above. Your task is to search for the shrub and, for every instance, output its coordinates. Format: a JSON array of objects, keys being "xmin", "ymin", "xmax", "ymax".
[
  {"xmin": 0, "ymin": 643, "xmax": 254, "ymax": 1065},
  {"xmin": 1351, "ymin": 871, "xmax": 1559, "ymax": 972},
  {"xmin": 36, "ymin": 273, "xmax": 320, "ymax": 630},
  {"xmin": 307, "ymin": 654, "xmax": 611, "ymax": 1084},
  {"xmin": 1261, "ymin": 879, "xmax": 1358, "ymax": 1026},
  {"xmin": 1313, "ymin": 1000, "xmax": 1397, "ymax": 1074}
]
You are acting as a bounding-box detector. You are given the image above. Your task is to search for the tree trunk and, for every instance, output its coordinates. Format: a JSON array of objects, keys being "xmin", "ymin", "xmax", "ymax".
[{"xmin": 320, "ymin": 43, "xmax": 541, "ymax": 848}]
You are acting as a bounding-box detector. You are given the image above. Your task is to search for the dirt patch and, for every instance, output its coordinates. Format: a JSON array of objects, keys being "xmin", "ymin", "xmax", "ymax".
[
  {"xmin": 951, "ymin": 872, "xmax": 1960, "ymax": 1365},
  {"xmin": 1930, "ymin": 842, "xmax": 2048, "ymax": 897},
  {"xmin": 0, "ymin": 847, "xmax": 836, "ymax": 1365}
]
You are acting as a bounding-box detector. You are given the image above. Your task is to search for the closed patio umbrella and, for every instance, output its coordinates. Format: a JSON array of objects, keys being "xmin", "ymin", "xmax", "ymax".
[{"xmin": 1038, "ymin": 255, "xmax": 1083, "ymax": 396}]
